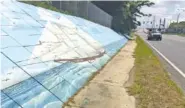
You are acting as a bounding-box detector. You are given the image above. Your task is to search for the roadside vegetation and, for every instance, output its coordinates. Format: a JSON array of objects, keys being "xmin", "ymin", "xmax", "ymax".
[
  {"xmin": 169, "ymin": 21, "xmax": 185, "ymax": 28},
  {"xmin": 92, "ymin": 1, "xmax": 154, "ymax": 35},
  {"xmin": 22, "ymin": 1, "xmax": 154, "ymax": 36},
  {"xmin": 128, "ymin": 36, "xmax": 185, "ymax": 108},
  {"xmin": 165, "ymin": 21, "xmax": 185, "ymax": 37},
  {"xmin": 164, "ymin": 33, "xmax": 185, "ymax": 37}
]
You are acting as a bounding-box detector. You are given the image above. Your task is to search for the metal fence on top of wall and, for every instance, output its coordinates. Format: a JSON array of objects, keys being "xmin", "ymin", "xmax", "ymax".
[{"xmin": 50, "ymin": 1, "xmax": 113, "ymax": 28}]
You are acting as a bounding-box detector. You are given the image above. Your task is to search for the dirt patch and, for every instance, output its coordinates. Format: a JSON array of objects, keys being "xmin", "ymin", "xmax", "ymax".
[
  {"xmin": 124, "ymin": 67, "xmax": 135, "ymax": 88},
  {"xmin": 63, "ymin": 41, "xmax": 137, "ymax": 108}
]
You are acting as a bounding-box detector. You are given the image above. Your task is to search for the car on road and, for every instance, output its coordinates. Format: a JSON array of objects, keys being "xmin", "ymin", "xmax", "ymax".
[{"xmin": 147, "ymin": 29, "xmax": 162, "ymax": 41}]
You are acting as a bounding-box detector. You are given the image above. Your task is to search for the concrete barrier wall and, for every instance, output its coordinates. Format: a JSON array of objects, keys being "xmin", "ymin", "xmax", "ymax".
[
  {"xmin": 1, "ymin": 1, "xmax": 127, "ymax": 108},
  {"xmin": 51, "ymin": 1, "xmax": 112, "ymax": 28}
]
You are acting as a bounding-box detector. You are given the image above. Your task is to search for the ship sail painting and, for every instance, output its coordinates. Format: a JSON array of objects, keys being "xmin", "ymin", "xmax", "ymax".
[{"xmin": 1, "ymin": 0, "xmax": 127, "ymax": 108}]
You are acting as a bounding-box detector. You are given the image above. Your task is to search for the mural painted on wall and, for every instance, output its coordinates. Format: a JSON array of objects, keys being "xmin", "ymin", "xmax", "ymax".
[{"xmin": 1, "ymin": 0, "xmax": 128, "ymax": 108}]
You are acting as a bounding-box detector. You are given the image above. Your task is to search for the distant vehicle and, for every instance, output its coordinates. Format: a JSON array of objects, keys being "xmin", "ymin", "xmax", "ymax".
[{"xmin": 147, "ymin": 29, "xmax": 162, "ymax": 41}]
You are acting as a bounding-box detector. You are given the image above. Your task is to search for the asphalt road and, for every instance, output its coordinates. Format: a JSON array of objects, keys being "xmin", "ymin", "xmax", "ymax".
[{"xmin": 137, "ymin": 30, "xmax": 185, "ymax": 93}]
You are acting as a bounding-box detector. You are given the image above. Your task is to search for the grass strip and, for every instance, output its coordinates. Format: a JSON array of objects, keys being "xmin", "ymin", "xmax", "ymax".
[
  {"xmin": 164, "ymin": 33, "xmax": 185, "ymax": 37},
  {"xmin": 128, "ymin": 36, "xmax": 185, "ymax": 108}
]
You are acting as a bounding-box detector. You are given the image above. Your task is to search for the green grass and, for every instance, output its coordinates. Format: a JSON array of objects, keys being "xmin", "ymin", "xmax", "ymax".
[
  {"xmin": 164, "ymin": 33, "xmax": 185, "ymax": 37},
  {"xmin": 130, "ymin": 32, "xmax": 135, "ymax": 38},
  {"xmin": 128, "ymin": 36, "xmax": 185, "ymax": 108}
]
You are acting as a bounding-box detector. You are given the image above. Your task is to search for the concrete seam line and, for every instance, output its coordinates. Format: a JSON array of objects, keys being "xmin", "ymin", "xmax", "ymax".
[{"xmin": 140, "ymin": 36, "xmax": 185, "ymax": 78}]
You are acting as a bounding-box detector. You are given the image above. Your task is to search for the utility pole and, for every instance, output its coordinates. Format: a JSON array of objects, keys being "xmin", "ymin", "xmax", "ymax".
[
  {"xmin": 163, "ymin": 18, "xmax": 166, "ymax": 29},
  {"xmin": 177, "ymin": 13, "xmax": 180, "ymax": 23},
  {"xmin": 176, "ymin": 9, "xmax": 185, "ymax": 23},
  {"xmin": 159, "ymin": 18, "xmax": 162, "ymax": 29},
  {"xmin": 152, "ymin": 15, "xmax": 156, "ymax": 29}
]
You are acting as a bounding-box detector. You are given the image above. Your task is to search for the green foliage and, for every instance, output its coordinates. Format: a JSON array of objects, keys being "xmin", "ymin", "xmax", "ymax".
[
  {"xmin": 22, "ymin": 1, "xmax": 154, "ymax": 35},
  {"xmin": 169, "ymin": 21, "xmax": 185, "ymax": 28},
  {"xmin": 93, "ymin": 1, "xmax": 154, "ymax": 34}
]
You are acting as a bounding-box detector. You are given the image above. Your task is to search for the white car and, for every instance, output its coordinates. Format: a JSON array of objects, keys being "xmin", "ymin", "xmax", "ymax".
[{"xmin": 148, "ymin": 29, "xmax": 162, "ymax": 41}]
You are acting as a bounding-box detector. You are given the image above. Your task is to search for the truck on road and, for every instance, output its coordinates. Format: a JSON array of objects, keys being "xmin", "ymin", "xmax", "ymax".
[{"xmin": 147, "ymin": 29, "xmax": 162, "ymax": 41}]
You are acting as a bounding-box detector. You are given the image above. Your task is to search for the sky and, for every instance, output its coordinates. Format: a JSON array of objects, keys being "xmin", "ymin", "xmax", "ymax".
[{"xmin": 138, "ymin": 0, "xmax": 185, "ymax": 28}]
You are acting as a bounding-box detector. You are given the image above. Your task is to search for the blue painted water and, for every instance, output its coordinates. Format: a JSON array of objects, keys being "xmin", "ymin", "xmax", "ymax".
[{"xmin": 1, "ymin": 40, "xmax": 127, "ymax": 108}]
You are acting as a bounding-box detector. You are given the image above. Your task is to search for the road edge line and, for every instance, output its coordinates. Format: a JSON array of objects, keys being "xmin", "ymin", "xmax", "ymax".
[{"xmin": 140, "ymin": 36, "xmax": 185, "ymax": 78}]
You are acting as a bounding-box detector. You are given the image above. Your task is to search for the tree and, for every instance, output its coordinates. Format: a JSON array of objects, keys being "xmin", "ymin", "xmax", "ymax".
[
  {"xmin": 169, "ymin": 21, "xmax": 185, "ymax": 28},
  {"xmin": 93, "ymin": 1, "xmax": 154, "ymax": 34}
]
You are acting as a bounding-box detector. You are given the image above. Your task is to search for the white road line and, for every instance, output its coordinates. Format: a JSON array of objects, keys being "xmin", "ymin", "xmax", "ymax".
[{"xmin": 141, "ymin": 36, "xmax": 185, "ymax": 78}]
